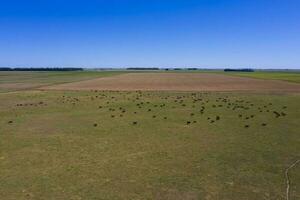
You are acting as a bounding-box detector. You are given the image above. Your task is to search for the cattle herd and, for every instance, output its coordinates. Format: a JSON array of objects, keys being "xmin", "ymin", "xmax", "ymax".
[
  {"xmin": 58, "ymin": 91, "xmax": 287, "ymax": 128},
  {"xmin": 10, "ymin": 90, "xmax": 288, "ymax": 130}
]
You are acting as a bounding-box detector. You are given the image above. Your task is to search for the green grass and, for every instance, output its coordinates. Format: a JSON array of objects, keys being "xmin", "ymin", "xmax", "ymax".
[
  {"xmin": 220, "ymin": 71, "xmax": 300, "ymax": 83},
  {"xmin": 149, "ymin": 69, "xmax": 300, "ymax": 84},
  {"xmin": 0, "ymin": 71, "xmax": 127, "ymax": 93},
  {"xmin": 0, "ymin": 90, "xmax": 299, "ymax": 199}
]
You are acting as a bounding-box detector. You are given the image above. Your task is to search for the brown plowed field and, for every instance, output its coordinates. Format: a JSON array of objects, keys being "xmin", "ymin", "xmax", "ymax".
[{"xmin": 42, "ymin": 73, "xmax": 300, "ymax": 92}]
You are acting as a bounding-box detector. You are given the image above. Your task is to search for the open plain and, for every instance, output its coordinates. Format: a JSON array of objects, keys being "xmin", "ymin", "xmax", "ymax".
[
  {"xmin": 0, "ymin": 71, "xmax": 299, "ymax": 200},
  {"xmin": 43, "ymin": 72, "xmax": 300, "ymax": 92}
]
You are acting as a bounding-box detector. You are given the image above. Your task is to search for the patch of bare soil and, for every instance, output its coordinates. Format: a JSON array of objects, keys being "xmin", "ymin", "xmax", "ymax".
[{"xmin": 41, "ymin": 73, "xmax": 300, "ymax": 92}]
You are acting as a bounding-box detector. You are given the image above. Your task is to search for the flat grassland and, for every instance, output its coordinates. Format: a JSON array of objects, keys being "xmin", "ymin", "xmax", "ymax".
[
  {"xmin": 0, "ymin": 71, "xmax": 299, "ymax": 199},
  {"xmin": 43, "ymin": 72, "xmax": 300, "ymax": 92},
  {"xmin": 221, "ymin": 71, "xmax": 300, "ymax": 83}
]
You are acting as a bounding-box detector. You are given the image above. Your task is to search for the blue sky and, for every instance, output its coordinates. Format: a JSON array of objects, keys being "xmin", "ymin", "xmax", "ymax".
[{"xmin": 0, "ymin": 0, "xmax": 299, "ymax": 69}]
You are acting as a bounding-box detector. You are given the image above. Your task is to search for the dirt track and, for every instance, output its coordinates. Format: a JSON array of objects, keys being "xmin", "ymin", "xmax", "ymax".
[{"xmin": 42, "ymin": 73, "xmax": 300, "ymax": 92}]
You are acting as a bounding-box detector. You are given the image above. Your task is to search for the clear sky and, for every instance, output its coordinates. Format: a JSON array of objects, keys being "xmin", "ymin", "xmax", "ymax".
[{"xmin": 0, "ymin": 0, "xmax": 299, "ymax": 69}]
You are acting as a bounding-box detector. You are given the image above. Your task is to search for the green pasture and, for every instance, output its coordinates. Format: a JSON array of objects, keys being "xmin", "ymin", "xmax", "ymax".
[
  {"xmin": 221, "ymin": 71, "xmax": 300, "ymax": 83},
  {"xmin": 0, "ymin": 90, "xmax": 299, "ymax": 199}
]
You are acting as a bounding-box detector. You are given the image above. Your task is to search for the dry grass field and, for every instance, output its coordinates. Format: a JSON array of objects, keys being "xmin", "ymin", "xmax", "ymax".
[
  {"xmin": 43, "ymin": 73, "xmax": 300, "ymax": 92},
  {"xmin": 0, "ymin": 71, "xmax": 126, "ymax": 93}
]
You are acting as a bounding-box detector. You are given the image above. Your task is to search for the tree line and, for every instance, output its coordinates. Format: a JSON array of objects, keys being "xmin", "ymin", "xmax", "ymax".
[
  {"xmin": 0, "ymin": 67, "xmax": 83, "ymax": 71},
  {"xmin": 224, "ymin": 68, "xmax": 254, "ymax": 72}
]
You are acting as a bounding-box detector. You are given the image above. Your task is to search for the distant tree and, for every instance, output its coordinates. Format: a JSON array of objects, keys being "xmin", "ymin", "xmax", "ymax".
[
  {"xmin": 126, "ymin": 68, "xmax": 159, "ymax": 70},
  {"xmin": 224, "ymin": 68, "xmax": 254, "ymax": 72},
  {"xmin": 187, "ymin": 68, "xmax": 198, "ymax": 70}
]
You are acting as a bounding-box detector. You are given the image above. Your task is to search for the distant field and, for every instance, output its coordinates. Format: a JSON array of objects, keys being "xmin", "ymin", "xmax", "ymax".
[
  {"xmin": 44, "ymin": 72, "xmax": 300, "ymax": 92},
  {"xmin": 221, "ymin": 71, "xmax": 300, "ymax": 83},
  {"xmin": 2, "ymin": 70, "xmax": 300, "ymax": 93},
  {"xmin": 0, "ymin": 71, "xmax": 126, "ymax": 92}
]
